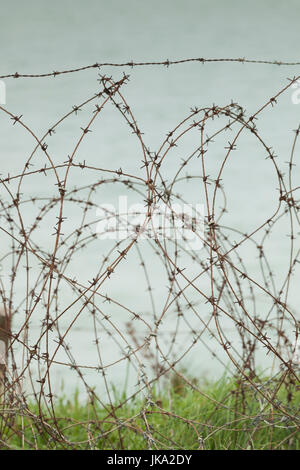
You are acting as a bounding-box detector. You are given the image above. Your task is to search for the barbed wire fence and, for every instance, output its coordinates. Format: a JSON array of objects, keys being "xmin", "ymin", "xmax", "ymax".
[{"xmin": 0, "ymin": 57, "xmax": 299, "ymax": 449}]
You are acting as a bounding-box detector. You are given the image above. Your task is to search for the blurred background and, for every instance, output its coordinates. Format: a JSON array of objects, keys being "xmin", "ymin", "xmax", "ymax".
[{"xmin": 0, "ymin": 0, "xmax": 299, "ymax": 398}]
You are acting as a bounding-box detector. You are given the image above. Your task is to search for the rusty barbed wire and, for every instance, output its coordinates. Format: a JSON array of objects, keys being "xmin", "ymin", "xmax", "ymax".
[
  {"xmin": 0, "ymin": 57, "xmax": 299, "ymax": 449},
  {"xmin": 1, "ymin": 56, "xmax": 300, "ymax": 80}
]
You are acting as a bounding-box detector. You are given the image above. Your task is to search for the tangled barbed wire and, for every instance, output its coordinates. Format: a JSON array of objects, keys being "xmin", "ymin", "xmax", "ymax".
[{"xmin": 0, "ymin": 57, "xmax": 299, "ymax": 449}]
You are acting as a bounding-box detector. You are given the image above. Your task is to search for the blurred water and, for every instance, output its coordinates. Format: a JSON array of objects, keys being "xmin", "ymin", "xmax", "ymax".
[{"xmin": 0, "ymin": 0, "xmax": 299, "ymax": 398}]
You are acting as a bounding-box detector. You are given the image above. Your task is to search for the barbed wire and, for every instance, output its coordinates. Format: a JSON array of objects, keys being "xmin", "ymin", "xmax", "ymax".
[
  {"xmin": 0, "ymin": 57, "xmax": 299, "ymax": 450},
  {"xmin": 1, "ymin": 56, "xmax": 300, "ymax": 80}
]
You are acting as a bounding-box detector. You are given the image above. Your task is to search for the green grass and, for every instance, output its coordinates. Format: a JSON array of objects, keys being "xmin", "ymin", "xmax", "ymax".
[{"xmin": 1, "ymin": 375, "xmax": 299, "ymax": 450}]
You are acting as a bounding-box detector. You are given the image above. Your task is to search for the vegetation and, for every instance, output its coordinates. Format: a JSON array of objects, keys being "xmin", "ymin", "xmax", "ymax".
[{"xmin": 1, "ymin": 375, "xmax": 299, "ymax": 450}]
